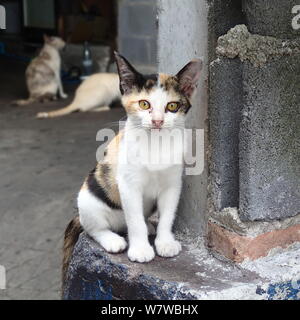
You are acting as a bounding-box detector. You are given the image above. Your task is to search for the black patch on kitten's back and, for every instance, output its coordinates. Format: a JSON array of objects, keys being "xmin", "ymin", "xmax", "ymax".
[{"xmin": 87, "ymin": 168, "xmax": 122, "ymax": 210}]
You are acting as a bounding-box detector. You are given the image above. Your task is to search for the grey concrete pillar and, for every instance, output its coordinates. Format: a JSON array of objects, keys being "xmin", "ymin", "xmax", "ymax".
[
  {"xmin": 157, "ymin": 0, "xmax": 209, "ymax": 233},
  {"xmin": 239, "ymin": 1, "xmax": 300, "ymax": 221},
  {"xmin": 239, "ymin": 56, "xmax": 300, "ymax": 221},
  {"xmin": 118, "ymin": 0, "xmax": 158, "ymax": 73},
  {"xmin": 209, "ymin": 1, "xmax": 300, "ymax": 223},
  {"xmin": 243, "ymin": 0, "xmax": 299, "ymax": 39},
  {"xmin": 209, "ymin": 58, "xmax": 242, "ymax": 211},
  {"xmin": 208, "ymin": 0, "xmax": 245, "ymax": 212}
]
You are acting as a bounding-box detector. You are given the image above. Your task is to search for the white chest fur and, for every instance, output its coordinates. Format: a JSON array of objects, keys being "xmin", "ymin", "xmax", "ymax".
[{"xmin": 117, "ymin": 126, "xmax": 184, "ymax": 202}]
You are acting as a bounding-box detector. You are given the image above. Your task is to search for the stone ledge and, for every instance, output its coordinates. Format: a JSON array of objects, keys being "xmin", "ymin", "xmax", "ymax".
[
  {"xmin": 208, "ymin": 220, "xmax": 300, "ymax": 262},
  {"xmin": 63, "ymin": 233, "xmax": 300, "ymax": 300}
]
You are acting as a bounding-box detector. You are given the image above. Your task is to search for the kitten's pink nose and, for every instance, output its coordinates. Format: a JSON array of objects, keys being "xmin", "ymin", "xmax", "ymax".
[{"xmin": 152, "ymin": 120, "xmax": 164, "ymax": 128}]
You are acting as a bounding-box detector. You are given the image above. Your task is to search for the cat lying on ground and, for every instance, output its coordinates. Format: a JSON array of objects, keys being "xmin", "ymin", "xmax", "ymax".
[
  {"xmin": 13, "ymin": 35, "xmax": 67, "ymax": 106},
  {"xmin": 37, "ymin": 73, "xmax": 121, "ymax": 118},
  {"xmin": 63, "ymin": 52, "xmax": 202, "ymax": 277}
]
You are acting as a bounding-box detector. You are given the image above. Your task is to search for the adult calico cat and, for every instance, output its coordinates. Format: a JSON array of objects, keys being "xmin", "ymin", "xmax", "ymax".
[{"xmin": 14, "ymin": 35, "xmax": 67, "ymax": 106}]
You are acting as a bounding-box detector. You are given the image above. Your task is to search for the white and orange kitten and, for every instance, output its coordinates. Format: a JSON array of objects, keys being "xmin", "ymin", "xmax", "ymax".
[{"xmin": 63, "ymin": 52, "xmax": 202, "ymax": 269}]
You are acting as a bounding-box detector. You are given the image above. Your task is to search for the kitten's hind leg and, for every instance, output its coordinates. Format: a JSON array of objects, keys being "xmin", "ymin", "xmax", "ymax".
[
  {"xmin": 92, "ymin": 230, "xmax": 127, "ymax": 253},
  {"xmin": 78, "ymin": 189, "xmax": 127, "ymax": 253}
]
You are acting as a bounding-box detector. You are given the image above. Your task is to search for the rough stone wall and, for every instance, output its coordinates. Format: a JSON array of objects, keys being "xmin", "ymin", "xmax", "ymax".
[
  {"xmin": 118, "ymin": 0, "xmax": 158, "ymax": 73},
  {"xmin": 157, "ymin": 0, "xmax": 209, "ymax": 234},
  {"xmin": 207, "ymin": 0, "xmax": 245, "ymax": 60},
  {"xmin": 208, "ymin": 0, "xmax": 246, "ymax": 213},
  {"xmin": 209, "ymin": 1, "xmax": 300, "ymax": 222},
  {"xmin": 239, "ymin": 55, "xmax": 300, "ymax": 221},
  {"xmin": 243, "ymin": 0, "xmax": 300, "ymax": 39}
]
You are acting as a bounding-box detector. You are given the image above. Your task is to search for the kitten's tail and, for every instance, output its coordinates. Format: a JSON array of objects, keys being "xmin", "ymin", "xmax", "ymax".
[
  {"xmin": 62, "ymin": 216, "xmax": 83, "ymax": 290},
  {"xmin": 37, "ymin": 102, "xmax": 78, "ymax": 118}
]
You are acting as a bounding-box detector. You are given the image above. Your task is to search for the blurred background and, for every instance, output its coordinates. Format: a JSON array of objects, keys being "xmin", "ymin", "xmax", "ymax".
[{"xmin": 0, "ymin": 0, "xmax": 157, "ymax": 75}]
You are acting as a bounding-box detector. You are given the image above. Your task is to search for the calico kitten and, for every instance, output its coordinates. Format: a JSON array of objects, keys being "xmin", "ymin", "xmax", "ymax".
[
  {"xmin": 63, "ymin": 52, "xmax": 202, "ymax": 273},
  {"xmin": 14, "ymin": 35, "xmax": 67, "ymax": 106},
  {"xmin": 37, "ymin": 73, "xmax": 121, "ymax": 118}
]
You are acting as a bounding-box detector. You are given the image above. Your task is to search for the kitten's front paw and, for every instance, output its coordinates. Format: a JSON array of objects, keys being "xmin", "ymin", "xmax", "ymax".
[
  {"xmin": 128, "ymin": 244, "xmax": 155, "ymax": 263},
  {"xmin": 155, "ymin": 238, "xmax": 182, "ymax": 258}
]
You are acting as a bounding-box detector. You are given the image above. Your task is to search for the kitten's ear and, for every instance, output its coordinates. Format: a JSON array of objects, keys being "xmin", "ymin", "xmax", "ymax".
[
  {"xmin": 176, "ymin": 59, "xmax": 203, "ymax": 99},
  {"xmin": 114, "ymin": 51, "xmax": 141, "ymax": 95}
]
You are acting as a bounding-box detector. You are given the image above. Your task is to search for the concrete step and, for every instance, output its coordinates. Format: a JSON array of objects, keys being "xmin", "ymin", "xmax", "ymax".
[{"xmin": 63, "ymin": 232, "xmax": 300, "ymax": 300}]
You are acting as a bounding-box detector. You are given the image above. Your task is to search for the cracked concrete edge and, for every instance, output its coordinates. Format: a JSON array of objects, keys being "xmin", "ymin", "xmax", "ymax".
[
  {"xmin": 64, "ymin": 271, "xmax": 300, "ymax": 300},
  {"xmin": 174, "ymin": 237, "xmax": 300, "ymax": 300},
  {"xmin": 216, "ymin": 24, "xmax": 300, "ymax": 67},
  {"xmin": 209, "ymin": 207, "xmax": 300, "ymax": 237},
  {"xmin": 241, "ymin": 242, "xmax": 300, "ymax": 282},
  {"xmin": 240, "ymin": 242, "xmax": 300, "ymax": 300}
]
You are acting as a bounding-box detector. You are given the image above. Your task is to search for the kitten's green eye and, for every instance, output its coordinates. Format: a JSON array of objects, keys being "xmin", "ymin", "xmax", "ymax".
[
  {"xmin": 139, "ymin": 100, "xmax": 151, "ymax": 110},
  {"xmin": 166, "ymin": 102, "xmax": 179, "ymax": 112}
]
